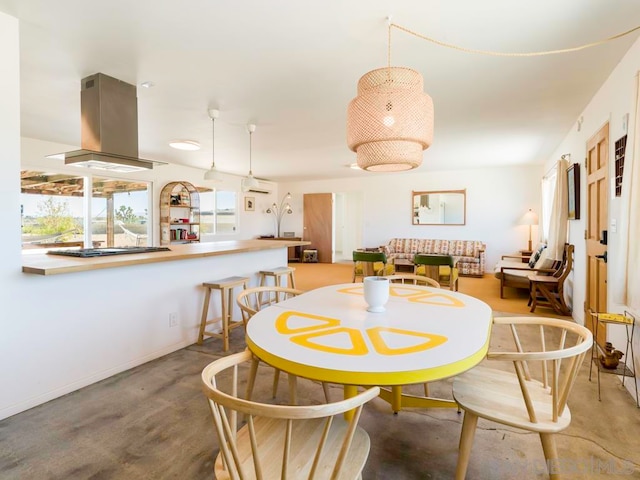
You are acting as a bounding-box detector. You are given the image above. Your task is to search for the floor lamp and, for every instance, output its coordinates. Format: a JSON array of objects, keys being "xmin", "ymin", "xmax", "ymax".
[{"xmin": 519, "ymin": 209, "xmax": 539, "ymax": 251}]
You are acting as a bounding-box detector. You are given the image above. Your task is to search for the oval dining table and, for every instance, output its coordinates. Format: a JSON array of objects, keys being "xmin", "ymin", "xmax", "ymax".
[{"xmin": 245, "ymin": 282, "xmax": 493, "ymax": 415}]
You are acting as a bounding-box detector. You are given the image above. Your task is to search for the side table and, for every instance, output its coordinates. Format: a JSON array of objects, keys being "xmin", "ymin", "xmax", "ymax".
[
  {"xmin": 588, "ymin": 310, "xmax": 638, "ymax": 407},
  {"xmin": 519, "ymin": 250, "xmax": 533, "ymax": 263}
]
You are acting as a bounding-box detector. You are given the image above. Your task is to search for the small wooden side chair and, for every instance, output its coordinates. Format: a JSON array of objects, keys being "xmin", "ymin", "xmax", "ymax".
[
  {"xmin": 201, "ymin": 350, "xmax": 380, "ymax": 480},
  {"xmin": 236, "ymin": 286, "xmax": 331, "ymax": 404},
  {"xmin": 384, "ymin": 273, "xmax": 440, "ymax": 288},
  {"xmin": 452, "ymin": 316, "xmax": 592, "ymax": 479},
  {"xmin": 529, "ymin": 244, "xmax": 574, "ymax": 316}
]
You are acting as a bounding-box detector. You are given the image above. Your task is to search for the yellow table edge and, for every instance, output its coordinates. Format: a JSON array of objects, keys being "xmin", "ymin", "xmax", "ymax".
[{"xmin": 246, "ymin": 331, "xmax": 492, "ymax": 386}]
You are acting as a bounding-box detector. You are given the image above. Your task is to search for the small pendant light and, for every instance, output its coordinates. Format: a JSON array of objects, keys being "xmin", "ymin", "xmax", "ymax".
[
  {"xmin": 204, "ymin": 108, "xmax": 223, "ymax": 182},
  {"xmin": 242, "ymin": 123, "xmax": 259, "ymax": 192}
]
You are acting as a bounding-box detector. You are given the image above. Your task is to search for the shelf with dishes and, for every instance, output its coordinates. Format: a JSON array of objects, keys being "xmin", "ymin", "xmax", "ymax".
[{"xmin": 160, "ymin": 181, "xmax": 200, "ymax": 245}]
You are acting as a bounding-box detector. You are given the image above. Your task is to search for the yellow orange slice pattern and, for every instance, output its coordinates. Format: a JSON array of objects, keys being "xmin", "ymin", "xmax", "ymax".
[
  {"xmin": 337, "ymin": 285, "xmax": 464, "ymax": 307},
  {"xmin": 276, "ymin": 311, "xmax": 449, "ymax": 356},
  {"xmin": 367, "ymin": 327, "xmax": 447, "ymax": 355}
]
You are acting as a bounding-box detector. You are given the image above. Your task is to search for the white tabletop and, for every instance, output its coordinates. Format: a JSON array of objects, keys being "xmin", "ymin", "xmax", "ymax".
[{"xmin": 245, "ymin": 283, "xmax": 493, "ymax": 386}]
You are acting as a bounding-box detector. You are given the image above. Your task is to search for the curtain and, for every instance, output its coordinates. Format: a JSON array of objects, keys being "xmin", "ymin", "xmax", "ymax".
[
  {"xmin": 540, "ymin": 168, "xmax": 557, "ymax": 244},
  {"xmin": 545, "ymin": 159, "xmax": 569, "ymax": 261},
  {"xmin": 626, "ymin": 73, "xmax": 640, "ymax": 310}
]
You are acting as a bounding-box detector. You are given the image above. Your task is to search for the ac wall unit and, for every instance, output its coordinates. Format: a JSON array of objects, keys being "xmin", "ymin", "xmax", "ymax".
[{"xmin": 247, "ymin": 185, "xmax": 271, "ymax": 195}]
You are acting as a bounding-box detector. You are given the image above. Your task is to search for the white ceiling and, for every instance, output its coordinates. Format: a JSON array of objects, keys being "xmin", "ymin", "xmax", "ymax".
[{"xmin": 2, "ymin": 1, "xmax": 640, "ymax": 182}]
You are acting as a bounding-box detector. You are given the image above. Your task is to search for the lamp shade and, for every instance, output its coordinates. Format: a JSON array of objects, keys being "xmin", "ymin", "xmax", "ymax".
[
  {"xmin": 519, "ymin": 209, "xmax": 539, "ymax": 226},
  {"xmin": 241, "ymin": 174, "xmax": 259, "ymax": 192},
  {"xmin": 204, "ymin": 166, "xmax": 222, "ymax": 181},
  {"xmin": 347, "ymin": 67, "xmax": 434, "ymax": 171}
]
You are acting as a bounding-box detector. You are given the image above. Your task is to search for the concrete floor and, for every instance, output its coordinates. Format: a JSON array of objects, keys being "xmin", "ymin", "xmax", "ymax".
[{"xmin": 1, "ymin": 322, "xmax": 639, "ymax": 479}]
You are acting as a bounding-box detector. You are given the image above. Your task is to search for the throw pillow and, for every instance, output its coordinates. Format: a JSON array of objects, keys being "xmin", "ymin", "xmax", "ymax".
[
  {"xmin": 528, "ymin": 244, "xmax": 546, "ymax": 268},
  {"xmin": 534, "ymin": 251, "xmax": 556, "ymax": 271}
]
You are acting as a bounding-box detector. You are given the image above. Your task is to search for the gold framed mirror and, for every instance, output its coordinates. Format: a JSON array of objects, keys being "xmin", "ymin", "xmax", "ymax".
[{"xmin": 412, "ymin": 189, "xmax": 466, "ymax": 225}]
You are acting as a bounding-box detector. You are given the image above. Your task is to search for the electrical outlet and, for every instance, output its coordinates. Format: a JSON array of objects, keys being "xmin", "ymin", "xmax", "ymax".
[{"xmin": 169, "ymin": 312, "xmax": 179, "ymax": 328}]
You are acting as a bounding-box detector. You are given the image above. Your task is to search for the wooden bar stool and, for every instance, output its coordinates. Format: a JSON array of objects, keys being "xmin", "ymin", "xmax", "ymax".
[
  {"xmin": 199, "ymin": 276, "xmax": 249, "ymax": 351},
  {"xmin": 258, "ymin": 267, "xmax": 296, "ymax": 305}
]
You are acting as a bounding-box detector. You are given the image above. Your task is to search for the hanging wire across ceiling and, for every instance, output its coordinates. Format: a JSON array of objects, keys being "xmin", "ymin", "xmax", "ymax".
[
  {"xmin": 347, "ymin": 19, "xmax": 640, "ymax": 173},
  {"xmin": 388, "ymin": 21, "xmax": 640, "ymax": 57}
]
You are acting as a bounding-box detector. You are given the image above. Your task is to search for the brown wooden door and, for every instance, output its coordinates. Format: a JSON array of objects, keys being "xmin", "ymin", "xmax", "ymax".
[
  {"xmin": 303, "ymin": 193, "xmax": 333, "ymax": 263},
  {"xmin": 585, "ymin": 123, "xmax": 609, "ymax": 347}
]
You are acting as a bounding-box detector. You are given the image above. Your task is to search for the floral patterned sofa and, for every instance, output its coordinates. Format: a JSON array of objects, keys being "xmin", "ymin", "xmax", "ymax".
[{"xmin": 381, "ymin": 238, "xmax": 486, "ymax": 277}]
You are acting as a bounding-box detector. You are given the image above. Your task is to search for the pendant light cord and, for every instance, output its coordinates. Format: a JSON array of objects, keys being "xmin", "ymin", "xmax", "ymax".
[
  {"xmin": 389, "ymin": 22, "xmax": 640, "ymax": 57},
  {"xmin": 249, "ymin": 129, "xmax": 253, "ymax": 175},
  {"xmin": 211, "ymin": 116, "xmax": 216, "ymax": 169}
]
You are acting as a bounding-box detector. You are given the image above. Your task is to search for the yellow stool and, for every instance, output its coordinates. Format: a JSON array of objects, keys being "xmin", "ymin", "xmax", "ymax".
[{"xmin": 199, "ymin": 276, "xmax": 249, "ymax": 351}]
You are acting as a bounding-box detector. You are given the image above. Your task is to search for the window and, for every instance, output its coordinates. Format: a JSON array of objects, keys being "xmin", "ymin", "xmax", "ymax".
[
  {"xmin": 92, "ymin": 176, "xmax": 150, "ymax": 247},
  {"xmin": 21, "ymin": 171, "xmax": 85, "ymax": 250},
  {"xmin": 200, "ymin": 189, "xmax": 237, "ymax": 236},
  {"xmin": 21, "ymin": 170, "xmax": 150, "ymax": 250}
]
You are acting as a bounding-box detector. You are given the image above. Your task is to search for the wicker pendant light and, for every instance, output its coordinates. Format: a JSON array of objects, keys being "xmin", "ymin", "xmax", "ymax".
[
  {"xmin": 347, "ymin": 21, "xmax": 433, "ymax": 171},
  {"xmin": 347, "ymin": 67, "xmax": 433, "ymax": 171}
]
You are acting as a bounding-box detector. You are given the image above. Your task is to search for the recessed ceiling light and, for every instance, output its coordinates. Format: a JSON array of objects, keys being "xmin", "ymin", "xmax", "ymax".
[
  {"xmin": 140, "ymin": 81, "xmax": 155, "ymax": 89},
  {"xmin": 350, "ymin": 163, "xmax": 361, "ymax": 170},
  {"xmin": 169, "ymin": 140, "xmax": 201, "ymax": 151}
]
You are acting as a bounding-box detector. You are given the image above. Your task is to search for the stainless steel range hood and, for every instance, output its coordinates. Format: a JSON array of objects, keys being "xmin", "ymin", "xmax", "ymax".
[{"xmin": 50, "ymin": 73, "xmax": 166, "ymax": 172}]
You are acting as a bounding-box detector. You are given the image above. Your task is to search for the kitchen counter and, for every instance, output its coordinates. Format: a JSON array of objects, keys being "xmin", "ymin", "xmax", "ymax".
[{"xmin": 22, "ymin": 239, "xmax": 310, "ymax": 275}]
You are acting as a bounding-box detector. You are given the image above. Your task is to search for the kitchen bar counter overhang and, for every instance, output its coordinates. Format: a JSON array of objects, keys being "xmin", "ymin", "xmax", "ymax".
[{"xmin": 22, "ymin": 239, "xmax": 310, "ymax": 275}]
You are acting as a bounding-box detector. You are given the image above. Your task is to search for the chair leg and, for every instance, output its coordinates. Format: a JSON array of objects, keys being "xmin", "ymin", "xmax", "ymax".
[
  {"xmin": 288, "ymin": 374, "xmax": 298, "ymax": 405},
  {"xmin": 540, "ymin": 433, "xmax": 560, "ymax": 480},
  {"xmin": 272, "ymin": 369, "xmax": 281, "ymax": 398},
  {"xmin": 530, "ymin": 284, "xmax": 538, "ymax": 313},
  {"xmin": 423, "ymin": 382, "xmax": 429, "ymax": 396},
  {"xmin": 245, "ymin": 356, "xmax": 260, "ymax": 401},
  {"xmin": 455, "ymin": 411, "xmax": 478, "ymax": 480},
  {"xmin": 322, "ymin": 382, "xmax": 331, "ymax": 403}
]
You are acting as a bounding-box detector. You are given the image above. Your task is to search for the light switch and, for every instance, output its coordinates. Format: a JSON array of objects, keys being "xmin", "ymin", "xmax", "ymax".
[{"xmin": 611, "ymin": 219, "xmax": 617, "ymax": 233}]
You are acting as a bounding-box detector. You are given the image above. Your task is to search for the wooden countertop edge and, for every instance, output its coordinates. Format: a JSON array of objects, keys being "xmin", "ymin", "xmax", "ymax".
[{"xmin": 22, "ymin": 239, "xmax": 311, "ymax": 276}]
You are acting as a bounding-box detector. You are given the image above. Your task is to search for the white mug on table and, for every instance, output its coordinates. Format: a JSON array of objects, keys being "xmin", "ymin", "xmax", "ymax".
[{"xmin": 363, "ymin": 276, "xmax": 390, "ymax": 312}]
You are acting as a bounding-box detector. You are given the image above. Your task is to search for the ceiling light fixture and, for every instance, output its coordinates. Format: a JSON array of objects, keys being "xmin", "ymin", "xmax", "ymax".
[
  {"xmin": 347, "ymin": 17, "xmax": 433, "ymax": 172},
  {"xmin": 140, "ymin": 81, "xmax": 155, "ymax": 89},
  {"xmin": 241, "ymin": 124, "xmax": 259, "ymax": 192},
  {"xmin": 169, "ymin": 140, "xmax": 201, "ymax": 151},
  {"xmin": 204, "ymin": 109, "xmax": 223, "ymax": 182}
]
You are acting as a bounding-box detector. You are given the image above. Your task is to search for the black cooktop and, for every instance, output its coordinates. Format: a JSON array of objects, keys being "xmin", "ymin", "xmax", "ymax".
[{"xmin": 48, "ymin": 246, "xmax": 171, "ymax": 257}]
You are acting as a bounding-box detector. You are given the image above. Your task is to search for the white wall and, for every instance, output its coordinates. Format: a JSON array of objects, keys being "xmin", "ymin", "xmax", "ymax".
[
  {"xmin": 281, "ymin": 165, "xmax": 542, "ymax": 270},
  {"xmin": 1, "ymin": 138, "xmax": 290, "ymax": 420},
  {"xmin": 0, "ymin": 9, "xmax": 289, "ymax": 418},
  {"xmin": 542, "ymin": 36, "xmax": 640, "ymax": 401}
]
